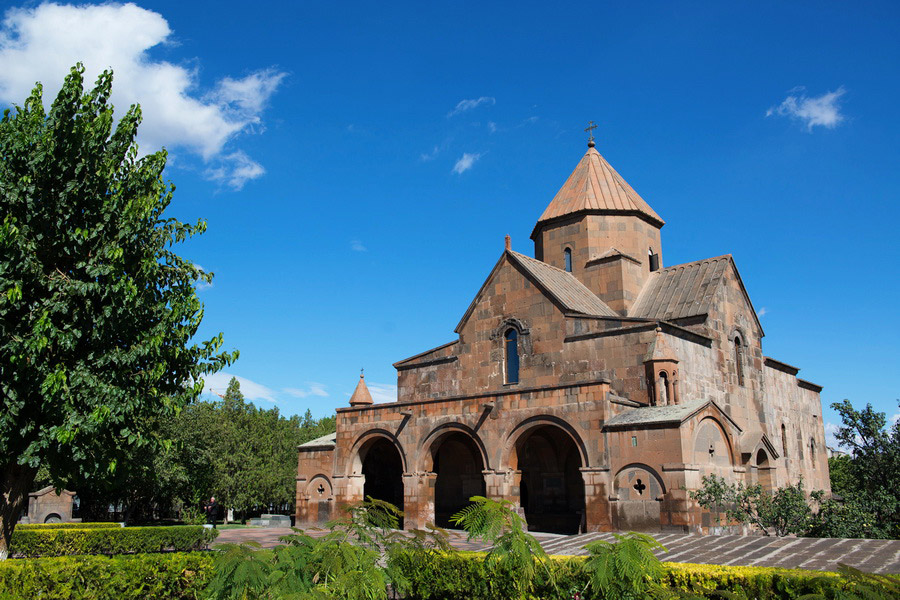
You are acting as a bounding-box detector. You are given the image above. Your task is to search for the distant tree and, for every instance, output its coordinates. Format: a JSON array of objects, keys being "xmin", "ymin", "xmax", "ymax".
[{"xmin": 0, "ymin": 65, "xmax": 235, "ymax": 556}]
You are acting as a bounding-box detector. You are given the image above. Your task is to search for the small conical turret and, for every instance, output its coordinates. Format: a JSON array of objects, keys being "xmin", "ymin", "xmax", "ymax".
[{"xmin": 348, "ymin": 370, "xmax": 374, "ymax": 407}]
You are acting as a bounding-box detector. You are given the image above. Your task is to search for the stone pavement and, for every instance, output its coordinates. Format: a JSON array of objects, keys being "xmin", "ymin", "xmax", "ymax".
[{"xmin": 213, "ymin": 528, "xmax": 900, "ymax": 574}]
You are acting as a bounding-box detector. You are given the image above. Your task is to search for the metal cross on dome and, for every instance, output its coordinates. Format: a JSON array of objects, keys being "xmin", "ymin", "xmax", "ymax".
[{"xmin": 585, "ymin": 120, "xmax": 598, "ymax": 147}]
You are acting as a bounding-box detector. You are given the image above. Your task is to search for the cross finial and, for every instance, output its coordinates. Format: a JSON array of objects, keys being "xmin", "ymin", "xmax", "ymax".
[
  {"xmin": 585, "ymin": 120, "xmax": 598, "ymax": 148},
  {"xmin": 360, "ymin": 367, "xmax": 364, "ymax": 379},
  {"xmin": 505, "ymin": 234, "xmax": 511, "ymax": 251}
]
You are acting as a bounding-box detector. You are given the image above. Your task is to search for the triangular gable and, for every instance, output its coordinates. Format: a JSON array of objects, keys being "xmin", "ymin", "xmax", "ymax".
[
  {"xmin": 722, "ymin": 257, "xmax": 765, "ymax": 338},
  {"xmin": 454, "ymin": 250, "xmax": 616, "ymax": 334}
]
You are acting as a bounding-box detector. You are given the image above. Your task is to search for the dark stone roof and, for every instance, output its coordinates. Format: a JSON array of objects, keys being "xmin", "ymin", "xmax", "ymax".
[
  {"xmin": 630, "ymin": 255, "xmax": 731, "ymax": 320},
  {"xmin": 603, "ymin": 400, "xmax": 742, "ymax": 432},
  {"xmin": 509, "ymin": 251, "xmax": 618, "ymax": 317}
]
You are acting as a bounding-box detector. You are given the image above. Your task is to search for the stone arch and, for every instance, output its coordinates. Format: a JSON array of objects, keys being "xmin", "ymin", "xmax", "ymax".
[
  {"xmin": 305, "ymin": 474, "xmax": 334, "ymax": 524},
  {"xmin": 505, "ymin": 416, "xmax": 588, "ymax": 534},
  {"xmin": 347, "ymin": 429, "xmax": 407, "ymax": 476},
  {"xmin": 348, "ymin": 430, "xmax": 406, "ymax": 518},
  {"xmin": 693, "ymin": 417, "xmax": 735, "ymax": 468},
  {"xmin": 421, "ymin": 424, "xmax": 488, "ymax": 527},
  {"xmin": 503, "ymin": 415, "xmax": 589, "ymax": 470},
  {"xmin": 44, "ymin": 513, "xmax": 62, "ymax": 523},
  {"xmin": 612, "ymin": 463, "xmax": 665, "ymax": 532},
  {"xmin": 419, "ymin": 423, "xmax": 489, "ymax": 472}
]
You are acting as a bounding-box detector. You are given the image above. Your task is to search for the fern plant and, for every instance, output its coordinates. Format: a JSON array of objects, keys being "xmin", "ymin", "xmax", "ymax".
[
  {"xmin": 582, "ymin": 532, "xmax": 668, "ymax": 600},
  {"xmin": 204, "ymin": 541, "xmax": 275, "ymax": 600},
  {"xmin": 451, "ymin": 495, "xmax": 559, "ymax": 600}
]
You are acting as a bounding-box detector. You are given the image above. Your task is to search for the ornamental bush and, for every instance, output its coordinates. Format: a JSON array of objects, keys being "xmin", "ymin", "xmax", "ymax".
[
  {"xmin": 16, "ymin": 522, "xmax": 121, "ymax": 530},
  {"xmin": 0, "ymin": 552, "xmax": 213, "ymax": 600},
  {"xmin": 9, "ymin": 525, "xmax": 217, "ymax": 557}
]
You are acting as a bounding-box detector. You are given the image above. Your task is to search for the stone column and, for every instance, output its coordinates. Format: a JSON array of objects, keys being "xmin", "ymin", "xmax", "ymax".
[
  {"xmin": 580, "ymin": 467, "xmax": 612, "ymax": 532},
  {"xmin": 402, "ymin": 472, "xmax": 436, "ymax": 530}
]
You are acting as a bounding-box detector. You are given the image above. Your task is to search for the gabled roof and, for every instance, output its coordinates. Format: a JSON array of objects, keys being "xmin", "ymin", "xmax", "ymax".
[
  {"xmin": 630, "ymin": 254, "xmax": 764, "ymax": 335},
  {"xmin": 532, "ymin": 147, "xmax": 664, "ymax": 238},
  {"xmin": 455, "ymin": 250, "xmax": 617, "ymax": 333},
  {"xmin": 630, "ymin": 255, "xmax": 729, "ymax": 320},
  {"xmin": 602, "ymin": 399, "xmax": 742, "ymax": 432}
]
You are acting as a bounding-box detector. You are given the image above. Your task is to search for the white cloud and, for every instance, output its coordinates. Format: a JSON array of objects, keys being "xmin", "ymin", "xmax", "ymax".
[
  {"xmin": 452, "ymin": 152, "xmax": 481, "ymax": 174},
  {"xmin": 204, "ymin": 151, "xmax": 265, "ymax": 190},
  {"xmin": 203, "ymin": 372, "xmax": 278, "ymax": 403},
  {"xmin": 891, "ymin": 411, "xmax": 899, "ymax": 426},
  {"xmin": 523, "ymin": 116, "xmax": 538, "ymax": 124},
  {"xmin": 420, "ymin": 145, "xmax": 440, "ymax": 161},
  {"xmin": 0, "ymin": 2, "xmax": 284, "ymax": 189},
  {"xmin": 283, "ymin": 383, "xmax": 328, "ymax": 398},
  {"xmin": 350, "ymin": 240, "xmax": 367, "ymax": 252},
  {"xmin": 487, "ymin": 121, "xmax": 497, "ymax": 134},
  {"xmin": 757, "ymin": 307, "xmax": 768, "ymax": 317},
  {"xmin": 193, "ymin": 263, "xmax": 213, "ymax": 291},
  {"xmin": 766, "ymin": 86, "xmax": 846, "ymax": 130},
  {"xmin": 367, "ymin": 383, "xmax": 397, "ymax": 404},
  {"xmin": 447, "ymin": 96, "xmax": 495, "ymax": 117},
  {"xmin": 823, "ymin": 422, "xmax": 842, "ymax": 450}
]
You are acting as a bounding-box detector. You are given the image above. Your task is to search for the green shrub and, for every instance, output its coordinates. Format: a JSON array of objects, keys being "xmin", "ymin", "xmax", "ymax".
[
  {"xmin": 9, "ymin": 525, "xmax": 218, "ymax": 557},
  {"xmin": 391, "ymin": 552, "xmax": 892, "ymax": 600},
  {"xmin": 0, "ymin": 552, "xmax": 213, "ymax": 600},
  {"xmin": 16, "ymin": 522, "xmax": 122, "ymax": 530}
]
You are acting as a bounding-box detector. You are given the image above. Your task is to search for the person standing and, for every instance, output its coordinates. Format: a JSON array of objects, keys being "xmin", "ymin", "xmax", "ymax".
[{"xmin": 205, "ymin": 497, "xmax": 219, "ymax": 529}]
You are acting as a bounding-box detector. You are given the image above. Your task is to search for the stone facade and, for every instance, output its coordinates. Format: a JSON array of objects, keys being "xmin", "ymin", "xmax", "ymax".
[
  {"xmin": 18, "ymin": 486, "xmax": 80, "ymax": 524},
  {"xmin": 296, "ymin": 143, "xmax": 830, "ymax": 534}
]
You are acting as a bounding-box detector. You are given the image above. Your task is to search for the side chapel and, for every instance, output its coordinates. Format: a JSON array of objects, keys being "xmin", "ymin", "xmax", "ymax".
[{"xmin": 296, "ymin": 136, "xmax": 831, "ymax": 534}]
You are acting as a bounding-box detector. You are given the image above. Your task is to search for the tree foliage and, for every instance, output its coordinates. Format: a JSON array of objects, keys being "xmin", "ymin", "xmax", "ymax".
[{"xmin": 0, "ymin": 65, "xmax": 235, "ymax": 556}]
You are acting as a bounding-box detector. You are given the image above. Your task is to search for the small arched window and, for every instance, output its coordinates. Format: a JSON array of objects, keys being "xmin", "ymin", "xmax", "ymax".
[
  {"xmin": 658, "ymin": 371, "xmax": 669, "ymax": 406},
  {"xmin": 733, "ymin": 335, "xmax": 745, "ymax": 387},
  {"xmin": 781, "ymin": 424, "xmax": 789, "ymax": 458},
  {"xmin": 809, "ymin": 438, "xmax": 817, "ymax": 462},
  {"xmin": 504, "ymin": 328, "xmax": 519, "ymax": 384},
  {"xmin": 564, "ymin": 248, "xmax": 573, "ymax": 273}
]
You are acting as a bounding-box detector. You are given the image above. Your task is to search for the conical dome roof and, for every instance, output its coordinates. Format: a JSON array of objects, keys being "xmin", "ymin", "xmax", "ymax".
[
  {"xmin": 348, "ymin": 372, "xmax": 373, "ymax": 407},
  {"xmin": 532, "ymin": 146, "xmax": 664, "ymax": 238}
]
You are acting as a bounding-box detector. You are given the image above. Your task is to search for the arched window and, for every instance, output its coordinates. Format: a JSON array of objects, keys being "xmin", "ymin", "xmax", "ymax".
[
  {"xmin": 564, "ymin": 248, "xmax": 573, "ymax": 273},
  {"xmin": 733, "ymin": 335, "xmax": 745, "ymax": 387},
  {"xmin": 809, "ymin": 438, "xmax": 816, "ymax": 462},
  {"xmin": 658, "ymin": 371, "xmax": 669, "ymax": 406},
  {"xmin": 505, "ymin": 329, "xmax": 519, "ymax": 384},
  {"xmin": 781, "ymin": 424, "xmax": 789, "ymax": 458}
]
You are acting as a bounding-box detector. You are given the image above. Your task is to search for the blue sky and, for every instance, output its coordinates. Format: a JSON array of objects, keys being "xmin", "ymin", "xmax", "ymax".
[{"xmin": 1, "ymin": 1, "xmax": 897, "ymax": 444}]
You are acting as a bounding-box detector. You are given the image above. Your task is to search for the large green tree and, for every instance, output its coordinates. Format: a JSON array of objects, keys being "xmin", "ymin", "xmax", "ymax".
[{"xmin": 0, "ymin": 66, "xmax": 235, "ymax": 556}]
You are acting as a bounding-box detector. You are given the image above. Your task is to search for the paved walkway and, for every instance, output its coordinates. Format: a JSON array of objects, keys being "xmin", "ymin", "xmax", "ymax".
[{"xmin": 213, "ymin": 527, "xmax": 900, "ymax": 574}]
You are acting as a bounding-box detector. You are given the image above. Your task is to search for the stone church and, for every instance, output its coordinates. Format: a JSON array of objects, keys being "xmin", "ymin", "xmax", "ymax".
[{"xmin": 296, "ymin": 139, "xmax": 831, "ymax": 534}]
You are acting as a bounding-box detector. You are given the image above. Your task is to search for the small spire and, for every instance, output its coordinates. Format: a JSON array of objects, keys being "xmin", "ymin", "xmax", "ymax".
[
  {"xmin": 349, "ymin": 369, "xmax": 373, "ymax": 407},
  {"xmin": 585, "ymin": 120, "xmax": 598, "ymax": 148},
  {"xmin": 505, "ymin": 234, "xmax": 511, "ymax": 251}
]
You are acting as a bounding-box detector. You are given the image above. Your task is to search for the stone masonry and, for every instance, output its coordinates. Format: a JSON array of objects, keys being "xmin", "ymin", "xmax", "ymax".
[{"xmin": 296, "ymin": 140, "xmax": 831, "ymax": 535}]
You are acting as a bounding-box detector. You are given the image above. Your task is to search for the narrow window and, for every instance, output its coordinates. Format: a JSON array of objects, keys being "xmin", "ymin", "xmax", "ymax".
[
  {"xmin": 505, "ymin": 328, "xmax": 519, "ymax": 384},
  {"xmin": 809, "ymin": 438, "xmax": 816, "ymax": 462},
  {"xmin": 781, "ymin": 424, "xmax": 789, "ymax": 458},
  {"xmin": 564, "ymin": 248, "xmax": 573, "ymax": 273},
  {"xmin": 648, "ymin": 247, "xmax": 660, "ymax": 272},
  {"xmin": 658, "ymin": 371, "xmax": 669, "ymax": 406},
  {"xmin": 733, "ymin": 336, "xmax": 745, "ymax": 386}
]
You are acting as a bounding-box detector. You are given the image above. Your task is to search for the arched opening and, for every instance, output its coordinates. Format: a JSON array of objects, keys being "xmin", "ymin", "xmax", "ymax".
[
  {"xmin": 431, "ymin": 432, "xmax": 486, "ymax": 527},
  {"xmin": 514, "ymin": 425, "xmax": 585, "ymax": 534},
  {"xmin": 658, "ymin": 371, "xmax": 669, "ymax": 406},
  {"xmin": 505, "ymin": 328, "xmax": 519, "ymax": 384},
  {"xmin": 756, "ymin": 449, "xmax": 772, "ymax": 490},
  {"xmin": 44, "ymin": 513, "xmax": 62, "ymax": 524},
  {"xmin": 733, "ymin": 335, "xmax": 745, "ymax": 386},
  {"xmin": 564, "ymin": 247, "xmax": 573, "ymax": 273},
  {"xmin": 361, "ymin": 437, "xmax": 404, "ymax": 522},
  {"xmin": 781, "ymin": 424, "xmax": 789, "ymax": 458},
  {"xmin": 613, "ymin": 465, "xmax": 665, "ymax": 531}
]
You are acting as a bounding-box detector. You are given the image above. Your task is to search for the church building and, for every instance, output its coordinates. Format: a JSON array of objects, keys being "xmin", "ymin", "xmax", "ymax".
[{"xmin": 296, "ymin": 137, "xmax": 831, "ymax": 534}]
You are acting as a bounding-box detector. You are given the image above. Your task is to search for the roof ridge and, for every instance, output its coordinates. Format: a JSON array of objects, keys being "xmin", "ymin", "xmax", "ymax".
[{"xmin": 657, "ymin": 254, "xmax": 733, "ymax": 272}]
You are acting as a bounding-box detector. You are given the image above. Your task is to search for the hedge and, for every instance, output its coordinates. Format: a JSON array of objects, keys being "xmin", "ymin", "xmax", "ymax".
[
  {"xmin": 9, "ymin": 525, "xmax": 218, "ymax": 557},
  {"xmin": 391, "ymin": 551, "xmax": 860, "ymax": 600},
  {"xmin": 0, "ymin": 552, "xmax": 214, "ymax": 600},
  {"xmin": 16, "ymin": 522, "xmax": 122, "ymax": 530}
]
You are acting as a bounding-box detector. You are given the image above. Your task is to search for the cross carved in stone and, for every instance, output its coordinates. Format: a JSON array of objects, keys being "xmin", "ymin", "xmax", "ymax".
[{"xmin": 633, "ymin": 478, "xmax": 646, "ymax": 495}]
